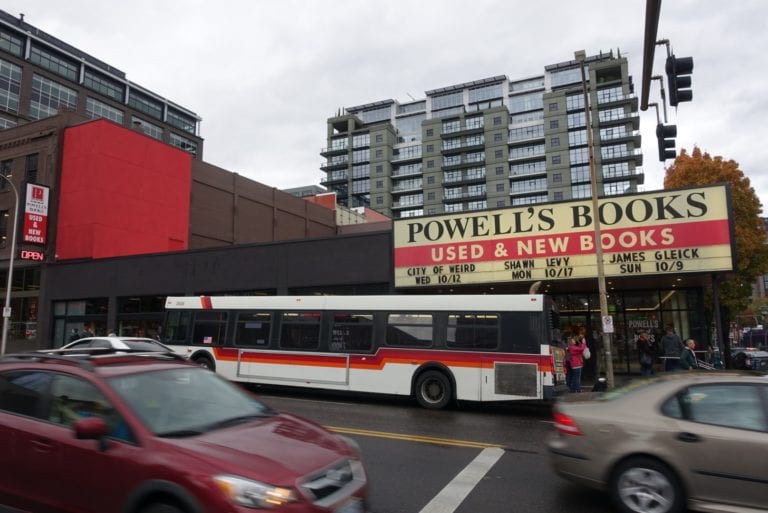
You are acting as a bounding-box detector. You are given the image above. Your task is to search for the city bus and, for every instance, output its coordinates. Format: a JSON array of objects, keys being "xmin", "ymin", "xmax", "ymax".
[{"xmin": 162, "ymin": 294, "xmax": 566, "ymax": 409}]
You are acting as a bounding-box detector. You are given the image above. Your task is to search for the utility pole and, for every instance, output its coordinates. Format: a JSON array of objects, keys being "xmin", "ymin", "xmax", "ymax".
[{"xmin": 575, "ymin": 50, "xmax": 615, "ymax": 388}]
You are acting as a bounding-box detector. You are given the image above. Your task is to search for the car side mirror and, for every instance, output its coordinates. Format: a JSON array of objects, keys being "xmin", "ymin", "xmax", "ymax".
[{"xmin": 73, "ymin": 416, "xmax": 110, "ymax": 451}]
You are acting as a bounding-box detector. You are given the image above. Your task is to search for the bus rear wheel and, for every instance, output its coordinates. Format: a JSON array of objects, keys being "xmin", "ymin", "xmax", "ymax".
[
  {"xmin": 193, "ymin": 355, "xmax": 215, "ymax": 371},
  {"xmin": 415, "ymin": 370, "xmax": 452, "ymax": 409}
]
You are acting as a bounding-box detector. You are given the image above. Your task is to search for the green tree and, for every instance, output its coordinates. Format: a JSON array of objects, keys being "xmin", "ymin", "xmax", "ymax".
[{"xmin": 664, "ymin": 147, "xmax": 768, "ymax": 354}]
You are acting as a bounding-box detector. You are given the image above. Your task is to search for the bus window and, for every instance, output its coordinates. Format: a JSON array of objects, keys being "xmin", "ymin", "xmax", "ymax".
[
  {"xmin": 329, "ymin": 313, "xmax": 374, "ymax": 352},
  {"xmin": 164, "ymin": 311, "xmax": 191, "ymax": 344},
  {"xmin": 234, "ymin": 312, "xmax": 271, "ymax": 347},
  {"xmin": 447, "ymin": 313, "xmax": 499, "ymax": 350},
  {"xmin": 279, "ymin": 312, "xmax": 320, "ymax": 350},
  {"xmin": 386, "ymin": 314, "xmax": 433, "ymax": 347},
  {"xmin": 192, "ymin": 311, "xmax": 228, "ymax": 345}
]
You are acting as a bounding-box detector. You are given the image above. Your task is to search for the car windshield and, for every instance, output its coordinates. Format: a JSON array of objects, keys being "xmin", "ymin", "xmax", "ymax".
[{"xmin": 108, "ymin": 367, "xmax": 273, "ymax": 436}]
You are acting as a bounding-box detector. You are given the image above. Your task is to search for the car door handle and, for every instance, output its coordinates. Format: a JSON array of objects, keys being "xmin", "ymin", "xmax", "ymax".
[
  {"xmin": 676, "ymin": 432, "xmax": 701, "ymax": 443},
  {"xmin": 31, "ymin": 439, "xmax": 54, "ymax": 452}
]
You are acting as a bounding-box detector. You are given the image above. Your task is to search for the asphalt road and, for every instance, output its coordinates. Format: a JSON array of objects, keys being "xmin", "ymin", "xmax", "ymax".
[{"xmin": 247, "ymin": 386, "xmax": 617, "ymax": 513}]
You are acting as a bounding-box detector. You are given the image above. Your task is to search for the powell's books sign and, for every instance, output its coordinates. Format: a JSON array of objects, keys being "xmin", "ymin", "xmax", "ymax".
[{"xmin": 393, "ymin": 184, "xmax": 734, "ymax": 288}]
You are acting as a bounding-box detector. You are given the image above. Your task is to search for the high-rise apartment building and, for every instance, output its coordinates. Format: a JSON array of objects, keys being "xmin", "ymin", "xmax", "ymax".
[
  {"xmin": 321, "ymin": 50, "xmax": 642, "ymax": 218},
  {"xmin": 0, "ymin": 10, "xmax": 203, "ymax": 157}
]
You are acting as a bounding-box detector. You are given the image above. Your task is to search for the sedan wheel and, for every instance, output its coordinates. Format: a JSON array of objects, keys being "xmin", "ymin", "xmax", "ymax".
[{"xmin": 611, "ymin": 458, "xmax": 683, "ymax": 513}]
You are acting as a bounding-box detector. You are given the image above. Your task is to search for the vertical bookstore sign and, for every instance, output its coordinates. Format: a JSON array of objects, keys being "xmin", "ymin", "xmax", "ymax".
[
  {"xmin": 393, "ymin": 185, "xmax": 734, "ymax": 288},
  {"xmin": 22, "ymin": 184, "xmax": 49, "ymax": 245}
]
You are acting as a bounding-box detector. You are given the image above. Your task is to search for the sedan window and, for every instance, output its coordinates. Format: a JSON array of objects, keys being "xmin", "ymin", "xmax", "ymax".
[{"xmin": 672, "ymin": 384, "xmax": 767, "ymax": 432}]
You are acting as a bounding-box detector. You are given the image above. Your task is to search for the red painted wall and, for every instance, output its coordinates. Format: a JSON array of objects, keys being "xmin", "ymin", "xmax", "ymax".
[{"xmin": 57, "ymin": 120, "xmax": 192, "ymax": 260}]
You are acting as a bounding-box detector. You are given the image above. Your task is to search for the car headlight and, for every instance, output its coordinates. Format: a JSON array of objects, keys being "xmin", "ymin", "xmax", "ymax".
[{"xmin": 213, "ymin": 475, "xmax": 298, "ymax": 509}]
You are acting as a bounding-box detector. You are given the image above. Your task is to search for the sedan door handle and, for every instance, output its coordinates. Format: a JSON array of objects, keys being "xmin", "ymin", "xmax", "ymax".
[
  {"xmin": 676, "ymin": 432, "xmax": 701, "ymax": 443},
  {"xmin": 31, "ymin": 439, "xmax": 54, "ymax": 452}
]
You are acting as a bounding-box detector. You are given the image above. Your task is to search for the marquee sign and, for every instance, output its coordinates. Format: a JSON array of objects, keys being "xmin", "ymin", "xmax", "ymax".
[
  {"xmin": 393, "ymin": 184, "xmax": 734, "ymax": 288},
  {"xmin": 22, "ymin": 183, "xmax": 49, "ymax": 244}
]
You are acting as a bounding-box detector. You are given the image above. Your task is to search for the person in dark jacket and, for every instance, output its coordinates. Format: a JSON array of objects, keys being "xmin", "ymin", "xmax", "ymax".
[
  {"xmin": 680, "ymin": 339, "xmax": 699, "ymax": 370},
  {"xmin": 637, "ymin": 331, "xmax": 656, "ymax": 376},
  {"xmin": 661, "ymin": 326, "xmax": 684, "ymax": 371}
]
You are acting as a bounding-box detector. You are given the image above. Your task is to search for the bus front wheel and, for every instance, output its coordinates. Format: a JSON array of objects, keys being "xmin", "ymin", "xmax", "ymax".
[{"xmin": 415, "ymin": 370, "xmax": 452, "ymax": 409}]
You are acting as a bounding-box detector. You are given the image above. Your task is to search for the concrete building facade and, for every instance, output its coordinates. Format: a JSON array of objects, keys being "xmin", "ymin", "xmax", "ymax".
[{"xmin": 321, "ymin": 51, "xmax": 642, "ymax": 218}]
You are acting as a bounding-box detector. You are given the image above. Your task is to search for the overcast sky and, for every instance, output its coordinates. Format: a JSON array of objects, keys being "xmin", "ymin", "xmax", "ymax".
[{"xmin": 8, "ymin": 1, "xmax": 768, "ymax": 207}]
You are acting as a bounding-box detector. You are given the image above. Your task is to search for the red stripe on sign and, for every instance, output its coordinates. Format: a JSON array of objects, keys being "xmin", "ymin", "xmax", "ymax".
[
  {"xmin": 395, "ymin": 219, "xmax": 730, "ymax": 266},
  {"xmin": 200, "ymin": 296, "xmax": 213, "ymax": 309}
]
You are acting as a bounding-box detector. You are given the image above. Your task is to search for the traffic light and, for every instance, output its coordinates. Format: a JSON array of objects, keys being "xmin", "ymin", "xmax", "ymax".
[
  {"xmin": 656, "ymin": 123, "xmax": 677, "ymax": 161},
  {"xmin": 666, "ymin": 55, "xmax": 694, "ymax": 106}
]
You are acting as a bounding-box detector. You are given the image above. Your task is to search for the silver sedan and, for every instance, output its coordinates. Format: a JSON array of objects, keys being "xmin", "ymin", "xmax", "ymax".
[{"xmin": 547, "ymin": 372, "xmax": 768, "ymax": 513}]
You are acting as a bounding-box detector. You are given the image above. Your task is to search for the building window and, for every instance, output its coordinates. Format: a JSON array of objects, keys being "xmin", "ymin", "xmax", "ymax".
[
  {"xmin": 375, "ymin": 149, "xmax": 383, "ymax": 158},
  {"xmin": 427, "ymin": 192, "xmax": 435, "ymax": 201},
  {"xmin": 83, "ymin": 70, "xmax": 124, "ymax": 102},
  {"xmin": 0, "ymin": 209, "xmax": 8, "ymax": 248},
  {"xmin": 30, "ymin": 44, "xmax": 78, "ymax": 81},
  {"xmin": 549, "ymin": 119, "xmax": 559, "ymax": 129},
  {"xmin": 427, "ymin": 176, "xmax": 435, "ymax": 184},
  {"xmin": 376, "ymin": 196, "xmax": 383, "ymax": 205},
  {"xmin": 169, "ymin": 133, "xmax": 198, "ymax": 156},
  {"xmin": 494, "ymin": 132, "xmax": 503, "ymax": 142},
  {"xmin": 0, "ymin": 159, "xmax": 11, "ymax": 190},
  {"xmin": 85, "ymin": 97, "xmax": 124, "ymax": 124},
  {"xmin": 427, "ymin": 160, "xmax": 434, "ymax": 169},
  {"xmin": 554, "ymin": 192, "xmax": 564, "ymax": 201},
  {"xmin": 426, "ymin": 144, "xmax": 434, "ymax": 153},
  {"xmin": 167, "ymin": 109, "xmax": 197, "ymax": 135},
  {"xmin": 0, "ymin": 58, "xmax": 21, "ymax": 114},
  {"xmin": 548, "ymin": 102, "xmax": 559, "ymax": 112},
  {"xmin": 25, "ymin": 154, "xmax": 39, "ymax": 183},
  {"xmin": 496, "ymin": 183, "xmax": 505, "ymax": 193},
  {"xmin": 552, "ymin": 155, "xmax": 561, "ymax": 165},
  {"xmin": 376, "ymin": 165, "xmax": 383, "ymax": 174},
  {"xmin": 493, "ymin": 116, "xmax": 502, "ymax": 126},
  {"xmin": 128, "ymin": 90, "xmax": 163, "ymax": 120},
  {"xmin": 375, "ymin": 134, "xmax": 383, "ymax": 143},
  {"xmin": 551, "ymin": 137, "xmax": 560, "ymax": 147},
  {"xmin": 30, "ymin": 74, "xmax": 78, "ymax": 120},
  {"xmin": 132, "ymin": 117, "xmax": 163, "ymax": 140},
  {"xmin": 553, "ymin": 173, "xmax": 562, "ymax": 183},
  {"xmin": 495, "ymin": 166, "xmax": 504, "ymax": 176},
  {"xmin": 376, "ymin": 180, "xmax": 383, "ymax": 189},
  {"xmin": 496, "ymin": 200, "xmax": 505, "ymax": 207},
  {"xmin": 0, "ymin": 29, "xmax": 23, "ymax": 57},
  {"xmin": 493, "ymin": 149, "xmax": 502, "ymax": 159},
  {"xmin": 426, "ymin": 128, "xmax": 434, "ymax": 137}
]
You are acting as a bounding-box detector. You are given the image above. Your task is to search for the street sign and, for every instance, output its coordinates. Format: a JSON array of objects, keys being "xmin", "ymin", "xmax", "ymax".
[{"xmin": 602, "ymin": 315, "xmax": 614, "ymax": 334}]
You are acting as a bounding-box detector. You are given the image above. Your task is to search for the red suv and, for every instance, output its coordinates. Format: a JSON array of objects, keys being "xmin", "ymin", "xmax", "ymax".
[{"xmin": 0, "ymin": 350, "xmax": 368, "ymax": 513}]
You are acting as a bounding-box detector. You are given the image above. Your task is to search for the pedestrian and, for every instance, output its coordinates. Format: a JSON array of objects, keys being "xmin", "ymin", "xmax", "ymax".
[
  {"xmin": 81, "ymin": 322, "xmax": 95, "ymax": 338},
  {"xmin": 661, "ymin": 326, "xmax": 684, "ymax": 371},
  {"xmin": 567, "ymin": 336, "xmax": 587, "ymax": 393},
  {"xmin": 680, "ymin": 339, "xmax": 699, "ymax": 370},
  {"xmin": 68, "ymin": 328, "xmax": 81, "ymax": 343},
  {"xmin": 637, "ymin": 330, "xmax": 656, "ymax": 376}
]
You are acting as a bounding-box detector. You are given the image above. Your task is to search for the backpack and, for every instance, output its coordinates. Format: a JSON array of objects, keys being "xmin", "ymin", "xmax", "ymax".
[{"xmin": 583, "ymin": 345, "xmax": 591, "ymax": 360}]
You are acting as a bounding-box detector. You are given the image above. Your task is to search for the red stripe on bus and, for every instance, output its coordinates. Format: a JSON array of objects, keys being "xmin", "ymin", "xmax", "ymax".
[
  {"xmin": 213, "ymin": 347, "xmax": 553, "ymax": 371},
  {"xmin": 200, "ymin": 296, "xmax": 213, "ymax": 309}
]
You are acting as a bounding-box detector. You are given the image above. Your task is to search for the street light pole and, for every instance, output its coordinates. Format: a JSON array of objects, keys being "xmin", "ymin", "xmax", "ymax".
[
  {"xmin": 0, "ymin": 174, "xmax": 19, "ymax": 356},
  {"xmin": 575, "ymin": 50, "xmax": 615, "ymax": 388}
]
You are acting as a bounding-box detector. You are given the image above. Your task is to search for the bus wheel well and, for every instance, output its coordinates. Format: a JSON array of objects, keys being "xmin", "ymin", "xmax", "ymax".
[
  {"xmin": 412, "ymin": 364, "xmax": 455, "ymax": 409},
  {"xmin": 190, "ymin": 351, "xmax": 215, "ymax": 371}
]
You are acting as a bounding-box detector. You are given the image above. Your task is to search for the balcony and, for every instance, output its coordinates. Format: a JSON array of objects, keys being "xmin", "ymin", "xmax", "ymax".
[
  {"xmin": 320, "ymin": 171, "xmax": 348, "ymax": 186},
  {"xmin": 320, "ymin": 156, "xmax": 349, "ymax": 171},
  {"xmin": 597, "ymin": 110, "xmax": 640, "ymax": 131},
  {"xmin": 320, "ymin": 143, "xmax": 348, "ymax": 157},
  {"xmin": 600, "ymin": 129, "xmax": 641, "ymax": 147},
  {"xmin": 601, "ymin": 148, "xmax": 643, "ymax": 166}
]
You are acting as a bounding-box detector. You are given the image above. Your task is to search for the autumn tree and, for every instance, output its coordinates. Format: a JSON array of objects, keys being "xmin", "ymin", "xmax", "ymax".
[{"xmin": 664, "ymin": 146, "xmax": 768, "ymax": 348}]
